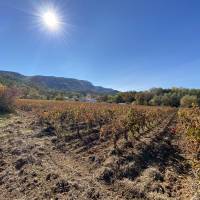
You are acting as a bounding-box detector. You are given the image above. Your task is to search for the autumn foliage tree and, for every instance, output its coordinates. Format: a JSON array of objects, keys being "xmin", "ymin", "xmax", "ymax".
[{"xmin": 0, "ymin": 86, "xmax": 18, "ymax": 113}]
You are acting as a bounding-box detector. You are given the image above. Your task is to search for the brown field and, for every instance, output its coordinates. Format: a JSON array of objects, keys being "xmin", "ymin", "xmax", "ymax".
[{"xmin": 0, "ymin": 99, "xmax": 199, "ymax": 200}]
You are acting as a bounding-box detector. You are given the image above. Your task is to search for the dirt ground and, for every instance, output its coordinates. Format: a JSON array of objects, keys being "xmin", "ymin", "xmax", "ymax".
[{"xmin": 0, "ymin": 111, "xmax": 198, "ymax": 200}]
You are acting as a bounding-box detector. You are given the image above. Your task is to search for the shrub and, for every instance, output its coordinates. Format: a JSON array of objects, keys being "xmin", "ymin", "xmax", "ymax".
[
  {"xmin": 180, "ymin": 95, "xmax": 198, "ymax": 108},
  {"xmin": 0, "ymin": 86, "xmax": 17, "ymax": 113}
]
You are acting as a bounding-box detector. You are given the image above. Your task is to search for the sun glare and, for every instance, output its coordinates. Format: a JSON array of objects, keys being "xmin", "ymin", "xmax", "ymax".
[
  {"xmin": 31, "ymin": 1, "xmax": 71, "ymax": 40},
  {"xmin": 42, "ymin": 10, "xmax": 60, "ymax": 31}
]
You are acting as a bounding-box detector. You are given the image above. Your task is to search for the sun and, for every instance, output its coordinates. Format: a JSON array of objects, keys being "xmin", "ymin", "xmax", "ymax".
[
  {"xmin": 42, "ymin": 10, "xmax": 60, "ymax": 31},
  {"xmin": 32, "ymin": 2, "xmax": 70, "ymax": 38}
]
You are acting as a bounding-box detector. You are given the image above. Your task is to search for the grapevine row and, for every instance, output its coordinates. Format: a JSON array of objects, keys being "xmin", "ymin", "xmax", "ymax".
[
  {"xmin": 16, "ymin": 99, "xmax": 175, "ymax": 149},
  {"xmin": 178, "ymin": 106, "xmax": 200, "ymax": 157}
]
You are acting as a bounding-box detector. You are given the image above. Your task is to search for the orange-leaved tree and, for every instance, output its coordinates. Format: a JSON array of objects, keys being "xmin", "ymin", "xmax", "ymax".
[{"xmin": 0, "ymin": 85, "xmax": 18, "ymax": 113}]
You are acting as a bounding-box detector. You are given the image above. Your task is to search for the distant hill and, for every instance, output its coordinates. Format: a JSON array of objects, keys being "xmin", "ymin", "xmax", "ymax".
[
  {"xmin": 28, "ymin": 75, "xmax": 117, "ymax": 94},
  {"xmin": 0, "ymin": 71, "xmax": 118, "ymax": 98}
]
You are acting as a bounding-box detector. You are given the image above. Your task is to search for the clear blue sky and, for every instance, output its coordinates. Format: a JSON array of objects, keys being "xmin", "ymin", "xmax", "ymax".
[{"xmin": 0, "ymin": 0, "xmax": 200, "ymax": 91}]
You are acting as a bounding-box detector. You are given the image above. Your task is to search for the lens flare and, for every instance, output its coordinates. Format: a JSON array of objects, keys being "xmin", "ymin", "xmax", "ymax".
[
  {"xmin": 31, "ymin": 1, "xmax": 71, "ymax": 39},
  {"xmin": 42, "ymin": 10, "xmax": 60, "ymax": 31},
  {"xmin": 28, "ymin": 0, "xmax": 73, "ymax": 42}
]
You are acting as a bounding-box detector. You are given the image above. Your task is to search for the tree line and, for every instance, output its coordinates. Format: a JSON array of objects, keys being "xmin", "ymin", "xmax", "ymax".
[{"xmin": 97, "ymin": 87, "xmax": 200, "ymax": 107}]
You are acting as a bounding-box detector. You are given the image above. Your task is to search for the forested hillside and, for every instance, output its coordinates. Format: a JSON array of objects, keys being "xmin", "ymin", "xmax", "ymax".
[{"xmin": 0, "ymin": 71, "xmax": 117, "ymax": 99}]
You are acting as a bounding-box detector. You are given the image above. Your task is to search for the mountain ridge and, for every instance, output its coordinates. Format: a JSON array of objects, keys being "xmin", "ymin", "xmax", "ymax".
[{"xmin": 0, "ymin": 70, "xmax": 118, "ymax": 97}]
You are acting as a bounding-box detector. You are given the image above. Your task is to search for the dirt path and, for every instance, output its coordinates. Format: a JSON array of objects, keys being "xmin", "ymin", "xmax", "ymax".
[
  {"xmin": 0, "ymin": 112, "xmax": 196, "ymax": 200},
  {"xmin": 0, "ymin": 112, "xmax": 122, "ymax": 200}
]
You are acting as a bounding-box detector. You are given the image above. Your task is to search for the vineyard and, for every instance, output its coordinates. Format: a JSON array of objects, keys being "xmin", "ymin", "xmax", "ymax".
[
  {"xmin": 177, "ymin": 106, "xmax": 200, "ymax": 181},
  {"xmin": 0, "ymin": 99, "xmax": 199, "ymax": 199},
  {"xmin": 16, "ymin": 99, "xmax": 176, "ymax": 150}
]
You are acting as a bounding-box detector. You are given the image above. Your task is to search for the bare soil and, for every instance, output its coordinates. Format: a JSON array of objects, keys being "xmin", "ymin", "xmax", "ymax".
[{"xmin": 0, "ymin": 111, "xmax": 198, "ymax": 200}]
